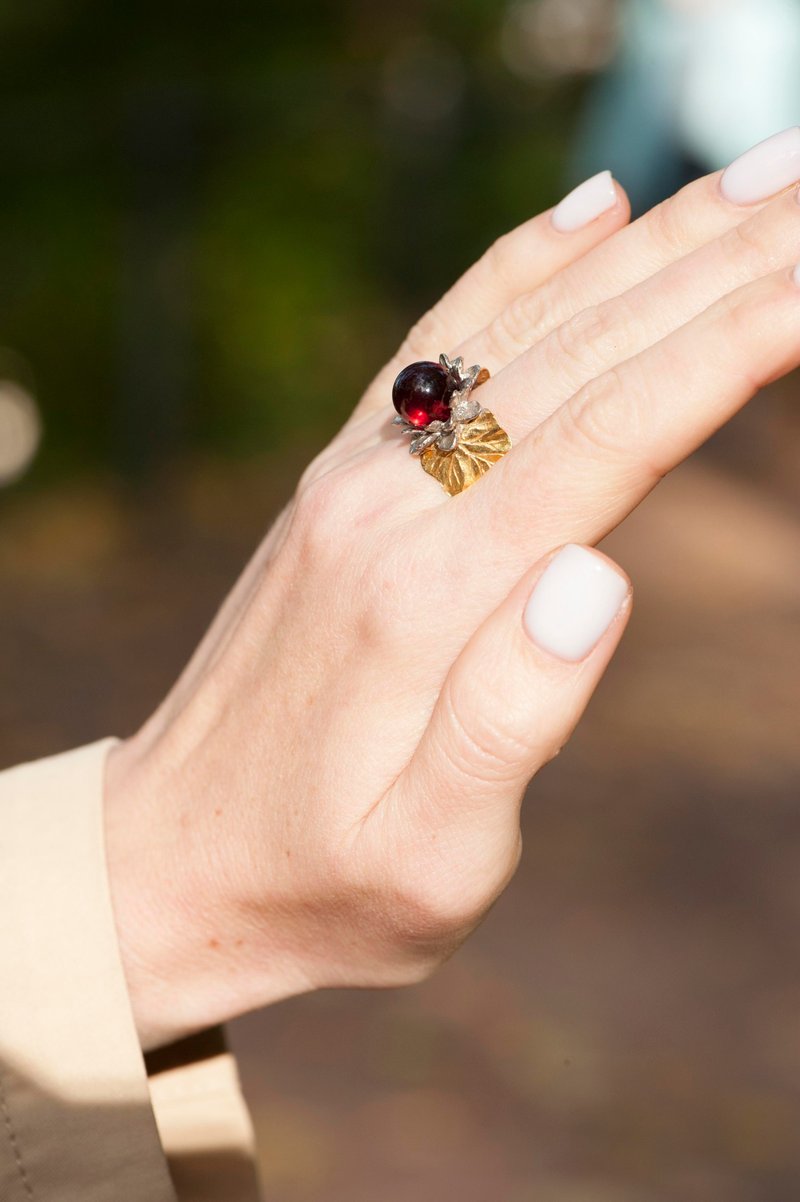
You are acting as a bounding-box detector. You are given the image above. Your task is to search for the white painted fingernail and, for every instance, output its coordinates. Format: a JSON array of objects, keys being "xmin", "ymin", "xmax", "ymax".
[
  {"xmin": 792, "ymin": 261, "xmax": 800, "ymax": 288},
  {"xmin": 720, "ymin": 127, "xmax": 800, "ymax": 206},
  {"xmin": 523, "ymin": 544, "xmax": 629, "ymax": 662},
  {"xmin": 551, "ymin": 170, "xmax": 617, "ymax": 233}
]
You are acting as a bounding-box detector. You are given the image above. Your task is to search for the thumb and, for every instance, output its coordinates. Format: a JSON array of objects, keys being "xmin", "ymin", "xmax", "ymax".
[{"xmin": 397, "ymin": 543, "xmax": 632, "ymax": 839}]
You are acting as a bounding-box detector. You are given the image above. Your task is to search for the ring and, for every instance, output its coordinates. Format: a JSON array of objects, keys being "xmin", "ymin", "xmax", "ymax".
[{"xmin": 391, "ymin": 354, "xmax": 511, "ymax": 496}]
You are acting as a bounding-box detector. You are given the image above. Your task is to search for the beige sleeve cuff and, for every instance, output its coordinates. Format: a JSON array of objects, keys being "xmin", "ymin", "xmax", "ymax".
[{"xmin": 0, "ymin": 740, "xmax": 262, "ymax": 1202}]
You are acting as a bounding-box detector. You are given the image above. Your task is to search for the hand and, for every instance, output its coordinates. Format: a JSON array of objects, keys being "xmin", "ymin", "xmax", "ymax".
[{"xmin": 105, "ymin": 134, "xmax": 800, "ymax": 1050}]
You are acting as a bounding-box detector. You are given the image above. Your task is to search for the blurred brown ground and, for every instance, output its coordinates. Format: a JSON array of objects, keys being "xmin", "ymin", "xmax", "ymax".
[{"xmin": 1, "ymin": 387, "xmax": 799, "ymax": 1201}]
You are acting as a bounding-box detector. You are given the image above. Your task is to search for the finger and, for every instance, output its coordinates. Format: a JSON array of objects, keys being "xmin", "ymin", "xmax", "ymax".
[
  {"xmin": 463, "ymin": 265, "xmax": 800, "ymax": 574},
  {"xmin": 388, "ymin": 545, "xmax": 631, "ymax": 895},
  {"xmin": 449, "ymin": 127, "xmax": 800, "ymax": 384},
  {"xmin": 349, "ymin": 173, "xmax": 630, "ymax": 424},
  {"xmin": 480, "ymin": 182, "xmax": 800, "ymax": 437}
]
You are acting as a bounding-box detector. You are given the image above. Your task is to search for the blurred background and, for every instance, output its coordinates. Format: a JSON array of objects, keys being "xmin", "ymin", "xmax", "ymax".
[{"xmin": 2, "ymin": 1, "xmax": 800, "ymax": 1198}]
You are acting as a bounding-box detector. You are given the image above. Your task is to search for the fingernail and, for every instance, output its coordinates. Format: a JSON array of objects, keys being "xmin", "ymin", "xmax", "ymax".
[
  {"xmin": 551, "ymin": 170, "xmax": 617, "ymax": 233},
  {"xmin": 523, "ymin": 544, "xmax": 629, "ymax": 662},
  {"xmin": 793, "ymin": 261, "xmax": 800, "ymax": 288},
  {"xmin": 720, "ymin": 127, "xmax": 800, "ymax": 206}
]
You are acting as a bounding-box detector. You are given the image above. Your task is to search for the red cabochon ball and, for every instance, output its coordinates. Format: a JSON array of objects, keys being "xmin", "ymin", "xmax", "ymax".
[{"xmin": 392, "ymin": 361, "xmax": 454, "ymax": 428}]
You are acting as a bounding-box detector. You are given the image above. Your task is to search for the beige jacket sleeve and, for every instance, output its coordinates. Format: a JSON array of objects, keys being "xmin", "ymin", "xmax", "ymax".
[{"xmin": 0, "ymin": 740, "xmax": 263, "ymax": 1202}]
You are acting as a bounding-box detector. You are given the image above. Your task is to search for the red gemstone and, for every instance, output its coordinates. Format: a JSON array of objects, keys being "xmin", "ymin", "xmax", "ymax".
[{"xmin": 392, "ymin": 361, "xmax": 454, "ymax": 428}]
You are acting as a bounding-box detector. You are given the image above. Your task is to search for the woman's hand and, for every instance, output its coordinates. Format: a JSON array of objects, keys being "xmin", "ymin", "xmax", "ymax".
[{"xmin": 105, "ymin": 129, "xmax": 800, "ymax": 1050}]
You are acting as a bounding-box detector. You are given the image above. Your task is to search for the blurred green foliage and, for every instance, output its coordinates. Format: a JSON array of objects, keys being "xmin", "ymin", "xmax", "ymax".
[{"xmin": 0, "ymin": 1, "xmax": 581, "ymax": 482}]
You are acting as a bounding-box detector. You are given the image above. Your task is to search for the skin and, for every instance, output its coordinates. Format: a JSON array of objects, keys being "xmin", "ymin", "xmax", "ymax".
[{"xmin": 105, "ymin": 165, "xmax": 800, "ymax": 1050}]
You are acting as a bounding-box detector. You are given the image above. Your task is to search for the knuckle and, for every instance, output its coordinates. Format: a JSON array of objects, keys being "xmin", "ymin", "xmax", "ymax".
[
  {"xmin": 484, "ymin": 229, "xmax": 520, "ymax": 285},
  {"xmin": 720, "ymin": 279, "xmax": 772, "ymax": 336},
  {"xmin": 488, "ymin": 287, "xmax": 552, "ymax": 362},
  {"xmin": 390, "ymin": 866, "xmax": 485, "ymax": 948},
  {"xmin": 296, "ymin": 448, "xmax": 334, "ymax": 494},
  {"xmin": 291, "ymin": 486, "xmax": 427, "ymax": 650},
  {"xmin": 400, "ymin": 306, "xmax": 446, "ymax": 365},
  {"xmin": 547, "ymin": 301, "xmax": 629, "ymax": 386},
  {"xmin": 291, "ymin": 469, "xmax": 354, "ymax": 565},
  {"xmin": 560, "ymin": 366, "xmax": 631, "ymax": 460},
  {"xmin": 389, "ymin": 828, "xmax": 523, "ymax": 950},
  {"xmin": 718, "ymin": 288, "xmax": 754, "ymax": 344},
  {"xmin": 558, "ymin": 356, "xmax": 663, "ymax": 482},
  {"xmin": 294, "ymin": 470, "xmax": 339, "ymax": 528},
  {"xmin": 715, "ymin": 284, "xmax": 772, "ymax": 372},
  {"xmin": 723, "ymin": 215, "xmax": 773, "ymax": 269},
  {"xmin": 713, "ymin": 283, "xmax": 776, "ymax": 391},
  {"xmin": 439, "ymin": 673, "xmax": 531, "ymax": 787},
  {"xmin": 646, "ymin": 191, "xmax": 688, "ymax": 258},
  {"xmin": 396, "ymin": 884, "xmax": 470, "ymax": 947}
]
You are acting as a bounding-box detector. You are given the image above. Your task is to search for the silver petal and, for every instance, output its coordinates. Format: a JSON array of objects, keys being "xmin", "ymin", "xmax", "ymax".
[
  {"xmin": 436, "ymin": 430, "xmax": 457, "ymax": 452},
  {"xmin": 451, "ymin": 397, "xmax": 481, "ymax": 423},
  {"xmin": 411, "ymin": 432, "xmax": 438, "ymax": 454}
]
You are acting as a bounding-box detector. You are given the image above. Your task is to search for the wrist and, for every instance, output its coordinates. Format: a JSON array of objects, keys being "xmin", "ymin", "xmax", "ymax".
[{"xmin": 103, "ymin": 732, "xmax": 304, "ymax": 1049}]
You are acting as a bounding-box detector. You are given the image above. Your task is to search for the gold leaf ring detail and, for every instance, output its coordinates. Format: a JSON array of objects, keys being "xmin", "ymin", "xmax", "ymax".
[{"xmin": 390, "ymin": 354, "xmax": 511, "ymax": 495}]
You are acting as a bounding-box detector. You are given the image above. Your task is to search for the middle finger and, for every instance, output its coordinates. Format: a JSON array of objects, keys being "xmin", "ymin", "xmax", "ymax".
[{"xmin": 452, "ymin": 128, "xmax": 800, "ymax": 389}]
